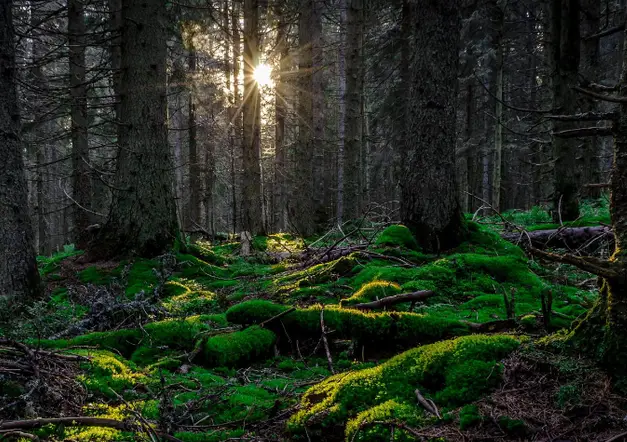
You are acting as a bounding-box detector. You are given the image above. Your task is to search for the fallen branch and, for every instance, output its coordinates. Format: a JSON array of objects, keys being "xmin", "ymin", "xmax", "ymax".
[
  {"xmin": 259, "ymin": 307, "xmax": 296, "ymax": 328},
  {"xmin": 462, "ymin": 319, "xmax": 518, "ymax": 333},
  {"xmin": 414, "ymin": 389, "xmax": 441, "ymax": 418},
  {"xmin": 320, "ymin": 309, "xmax": 335, "ymax": 374},
  {"xmin": 551, "ymin": 127, "xmax": 613, "ymax": 138},
  {"xmin": 502, "ymin": 226, "xmax": 613, "ymax": 251},
  {"xmin": 351, "ymin": 290, "xmax": 436, "ymax": 310},
  {"xmin": 529, "ymin": 247, "xmax": 620, "ymax": 279},
  {"xmin": 0, "ymin": 417, "xmax": 183, "ymax": 442}
]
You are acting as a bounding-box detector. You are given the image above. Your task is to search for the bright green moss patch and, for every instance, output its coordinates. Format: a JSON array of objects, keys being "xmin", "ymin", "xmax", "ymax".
[
  {"xmin": 288, "ymin": 335, "xmax": 521, "ymax": 438},
  {"xmin": 174, "ymin": 430, "xmax": 246, "ymax": 442},
  {"xmin": 340, "ymin": 281, "xmax": 402, "ymax": 307},
  {"xmin": 37, "ymin": 244, "xmax": 83, "ymax": 276},
  {"xmin": 346, "ymin": 400, "xmax": 424, "ymax": 441},
  {"xmin": 74, "ymin": 350, "xmax": 146, "ymax": 399},
  {"xmin": 375, "ymin": 225, "xmax": 420, "ymax": 250},
  {"xmin": 78, "ymin": 266, "xmax": 115, "ymax": 285},
  {"xmin": 227, "ymin": 300, "xmax": 469, "ymax": 351},
  {"xmin": 200, "ymin": 326, "xmax": 276, "ymax": 367}
]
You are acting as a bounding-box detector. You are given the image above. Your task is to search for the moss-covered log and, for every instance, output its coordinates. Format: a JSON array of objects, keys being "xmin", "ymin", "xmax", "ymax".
[
  {"xmin": 199, "ymin": 326, "xmax": 276, "ymax": 367},
  {"xmin": 226, "ymin": 300, "xmax": 470, "ymax": 352}
]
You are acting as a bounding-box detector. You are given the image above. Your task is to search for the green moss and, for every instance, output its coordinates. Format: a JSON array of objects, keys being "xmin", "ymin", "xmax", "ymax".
[
  {"xmin": 375, "ymin": 225, "xmax": 420, "ymax": 250},
  {"xmin": 288, "ymin": 334, "xmax": 521, "ymax": 438},
  {"xmin": 78, "ymin": 266, "xmax": 115, "ymax": 285},
  {"xmin": 163, "ymin": 290, "xmax": 218, "ymax": 315},
  {"xmin": 346, "ymin": 400, "xmax": 423, "ymax": 441},
  {"xmin": 200, "ymin": 326, "xmax": 276, "ymax": 367},
  {"xmin": 74, "ymin": 350, "xmax": 146, "ymax": 399},
  {"xmin": 37, "ymin": 244, "xmax": 83, "ymax": 276},
  {"xmin": 340, "ymin": 281, "xmax": 402, "ymax": 307},
  {"xmin": 459, "ymin": 404, "xmax": 482, "ymax": 430},
  {"xmin": 226, "ymin": 301, "xmax": 469, "ymax": 351},
  {"xmin": 498, "ymin": 416, "xmax": 528, "ymax": 436}
]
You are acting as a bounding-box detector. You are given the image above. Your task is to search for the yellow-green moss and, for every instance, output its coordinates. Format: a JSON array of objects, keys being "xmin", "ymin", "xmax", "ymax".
[
  {"xmin": 340, "ymin": 281, "xmax": 402, "ymax": 307},
  {"xmin": 287, "ymin": 334, "xmax": 521, "ymax": 439}
]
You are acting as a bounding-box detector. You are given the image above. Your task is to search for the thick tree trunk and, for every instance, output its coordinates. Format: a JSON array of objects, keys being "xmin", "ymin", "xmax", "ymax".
[
  {"xmin": 400, "ymin": 0, "xmax": 466, "ymax": 252},
  {"xmin": 241, "ymin": 0, "xmax": 264, "ymax": 234},
  {"xmin": 550, "ymin": 0, "xmax": 581, "ymax": 222},
  {"xmin": 68, "ymin": 0, "xmax": 92, "ymax": 248},
  {"xmin": 91, "ymin": 0, "xmax": 178, "ymax": 258},
  {"xmin": 343, "ymin": 0, "xmax": 364, "ymax": 221},
  {"xmin": 0, "ymin": 0, "xmax": 41, "ymax": 299}
]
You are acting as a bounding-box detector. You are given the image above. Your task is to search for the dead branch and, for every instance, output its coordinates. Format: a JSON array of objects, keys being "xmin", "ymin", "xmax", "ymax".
[
  {"xmin": 415, "ymin": 389, "xmax": 441, "ymax": 418},
  {"xmin": 351, "ymin": 290, "xmax": 436, "ymax": 310},
  {"xmin": 320, "ymin": 309, "xmax": 335, "ymax": 374},
  {"xmin": 546, "ymin": 111, "xmax": 618, "ymax": 121},
  {"xmin": 529, "ymin": 247, "xmax": 620, "ymax": 279},
  {"xmin": 259, "ymin": 307, "xmax": 296, "ymax": 328},
  {"xmin": 502, "ymin": 226, "xmax": 613, "ymax": 251},
  {"xmin": 551, "ymin": 127, "xmax": 613, "ymax": 138},
  {"xmin": 573, "ymin": 86, "xmax": 627, "ymax": 103},
  {"xmin": 462, "ymin": 319, "xmax": 518, "ymax": 333}
]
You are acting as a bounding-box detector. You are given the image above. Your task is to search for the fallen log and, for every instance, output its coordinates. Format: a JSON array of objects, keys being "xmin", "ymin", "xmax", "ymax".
[
  {"xmin": 351, "ymin": 290, "xmax": 436, "ymax": 310},
  {"xmin": 501, "ymin": 225, "xmax": 613, "ymax": 251}
]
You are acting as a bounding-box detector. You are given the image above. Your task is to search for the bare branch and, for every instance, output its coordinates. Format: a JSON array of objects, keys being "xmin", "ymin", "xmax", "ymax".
[
  {"xmin": 529, "ymin": 247, "xmax": 620, "ymax": 279},
  {"xmin": 573, "ymin": 86, "xmax": 627, "ymax": 103},
  {"xmin": 351, "ymin": 290, "xmax": 436, "ymax": 310},
  {"xmin": 546, "ymin": 111, "xmax": 618, "ymax": 121},
  {"xmin": 552, "ymin": 127, "xmax": 613, "ymax": 138}
]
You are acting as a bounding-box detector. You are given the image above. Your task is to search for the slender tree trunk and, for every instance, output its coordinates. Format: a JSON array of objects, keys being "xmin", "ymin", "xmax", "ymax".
[
  {"xmin": 0, "ymin": 0, "xmax": 41, "ymax": 299},
  {"xmin": 231, "ymin": 0, "xmax": 241, "ymax": 233},
  {"xmin": 91, "ymin": 0, "xmax": 178, "ymax": 258},
  {"xmin": 312, "ymin": 0, "xmax": 327, "ymax": 228},
  {"xmin": 550, "ymin": 0, "xmax": 581, "ymax": 221},
  {"xmin": 491, "ymin": 1, "xmax": 505, "ymax": 212},
  {"xmin": 401, "ymin": 0, "xmax": 466, "ymax": 252},
  {"xmin": 188, "ymin": 44, "xmax": 201, "ymax": 227},
  {"xmin": 241, "ymin": 0, "xmax": 263, "ymax": 234},
  {"xmin": 68, "ymin": 0, "xmax": 92, "ymax": 248},
  {"xmin": 274, "ymin": 6, "xmax": 288, "ymax": 231},
  {"xmin": 580, "ymin": 0, "xmax": 601, "ymax": 198},
  {"xmin": 344, "ymin": 0, "xmax": 364, "ymax": 221},
  {"xmin": 108, "ymin": 0, "xmax": 122, "ymax": 128},
  {"xmin": 336, "ymin": 0, "xmax": 347, "ymax": 225}
]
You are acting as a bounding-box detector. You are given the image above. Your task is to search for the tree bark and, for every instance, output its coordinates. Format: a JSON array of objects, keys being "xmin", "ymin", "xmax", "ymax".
[
  {"xmin": 550, "ymin": 0, "xmax": 581, "ymax": 222},
  {"xmin": 68, "ymin": 0, "xmax": 92, "ymax": 248},
  {"xmin": 241, "ymin": 0, "xmax": 264, "ymax": 234},
  {"xmin": 343, "ymin": 0, "xmax": 364, "ymax": 221},
  {"xmin": 336, "ymin": 0, "xmax": 348, "ymax": 225},
  {"xmin": 274, "ymin": 4, "xmax": 288, "ymax": 231},
  {"xmin": 400, "ymin": 0, "xmax": 466, "ymax": 252},
  {"xmin": 0, "ymin": 0, "xmax": 41, "ymax": 299},
  {"xmin": 91, "ymin": 0, "xmax": 178, "ymax": 258}
]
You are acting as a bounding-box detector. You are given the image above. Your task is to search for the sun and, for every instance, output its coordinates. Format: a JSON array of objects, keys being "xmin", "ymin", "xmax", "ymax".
[{"xmin": 253, "ymin": 63, "xmax": 273, "ymax": 87}]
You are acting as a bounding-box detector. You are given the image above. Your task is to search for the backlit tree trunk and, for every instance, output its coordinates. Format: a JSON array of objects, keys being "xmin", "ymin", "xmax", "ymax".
[
  {"xmin": 91, "ymin": 0, "xmax": 178, "ymax": 258},
  {"xmin": 0, "ymin": 0, "xmax": 41, "ymax": 299},
  {"xmin": 241, "ymin": 0, "xmax": 264, "ymax": 234},
  {"xmin": 400, "ymin": 0, "xmax": 466, "ymax": 252}
]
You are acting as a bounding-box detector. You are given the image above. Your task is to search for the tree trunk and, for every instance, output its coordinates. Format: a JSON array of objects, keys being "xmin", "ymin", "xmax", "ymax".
[
  {"xmin": 400, "ymin": 0, "xmax": 466, "ymax": 252},
  {"xmin": 0, "ymin": 0, "xmax": 41, "ymax": 299},
  {"xmin": 550, "ymin": 0, "xmax": 581, "ymax": 222},
  {"xmin": 68, "ymin": 0, "xmax": 92, "ymax": 248},
  {"xmin": 336, "ymin": 0, "xmax": 347, "ymax": 225},
  {"xmin": 274, "ymin": 5, "xmax": 288, "ymax": 231},
  {"xmin": 91, "ymin": 0, "xmax": 178, "ymax": 258},
  {"xmin": 292, "ymin": 0, "xmax": 315, "ymax": 235},
  {"xmin": 344, "ymin": 0, "xmax": 364, "ymax": 221},
  {"xmin": 231, "ymin": 0, "xmax": 242, "ymax": 233},
  {"xmin": 491, "ymin": 0, "xmax": 505, "ymax": 212},
  {"xmin": 241, "ymin": 0, "xmax": 264, "ymax": 234},
  {"xmin": 188, "ymin": 44, "xmax": 201, "ymax": 228}
]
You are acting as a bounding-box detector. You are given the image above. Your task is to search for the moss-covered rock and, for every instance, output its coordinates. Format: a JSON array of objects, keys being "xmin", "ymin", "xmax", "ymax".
[
  {"xmin": 199, "ymin": 326, "xmax": 276, "ymax": 367},
  {"xmin": 287, "ymin": 334, "xmax": 521, "ymax": 440}
]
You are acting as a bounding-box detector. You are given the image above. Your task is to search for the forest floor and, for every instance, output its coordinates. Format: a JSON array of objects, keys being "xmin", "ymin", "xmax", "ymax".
[{"xmin": 2, "ymin": 199, "xmax": 627, "ymax": 442}]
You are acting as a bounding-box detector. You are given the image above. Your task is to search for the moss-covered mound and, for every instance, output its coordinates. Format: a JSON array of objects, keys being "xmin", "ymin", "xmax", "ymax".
[
  {"xmin": 375, "ymin": 225, "xmax": 420, "ymax": 250},
  {"xmin": 288, "ymin": 334, "xmax": 522, "ymax": 440},
  {"xmin": 200, "ymin": 326, "xmax": 276, "ymax": 367},
  {"xmin": 226, "ymin": 300, "xmax": 469, "ymax": 351},
  {"xmin": 340, "ymin": 281, "xmax": 402, "ymax": 307}
]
